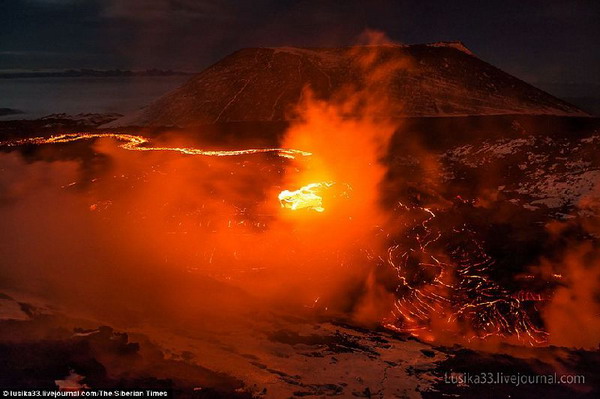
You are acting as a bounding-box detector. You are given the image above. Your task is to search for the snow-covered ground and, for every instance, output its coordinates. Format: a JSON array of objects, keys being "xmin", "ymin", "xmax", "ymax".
[{"xmin": 442, "ymin": 133, "xmax": 600, "ymax": 213}]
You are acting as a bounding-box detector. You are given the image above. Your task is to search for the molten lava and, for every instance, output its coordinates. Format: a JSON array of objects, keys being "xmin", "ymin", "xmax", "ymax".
[
  {"xmin": 0, "ymin": 133, "xmax": 312, "ymax": 159},
  {"xmin": 278, "ymin": 182, "xmax": 335, "ymax": 212}
]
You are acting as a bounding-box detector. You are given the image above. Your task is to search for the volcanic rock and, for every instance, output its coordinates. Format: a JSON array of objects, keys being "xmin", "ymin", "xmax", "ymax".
[{"xmin": 106, "ymin": 42, "xmax": 587, "ymax": 127}]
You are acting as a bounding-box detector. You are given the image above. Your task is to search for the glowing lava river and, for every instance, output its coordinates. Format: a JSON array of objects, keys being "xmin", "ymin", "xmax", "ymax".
[{"xmin": 0, "ymin": 132, "xmax": 312, "ymax": 159}]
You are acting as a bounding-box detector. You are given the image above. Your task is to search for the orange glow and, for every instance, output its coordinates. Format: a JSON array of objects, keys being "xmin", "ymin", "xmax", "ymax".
[{"xmin": 1, "ymin": 39, "xmax": 589, "ymax": 352}]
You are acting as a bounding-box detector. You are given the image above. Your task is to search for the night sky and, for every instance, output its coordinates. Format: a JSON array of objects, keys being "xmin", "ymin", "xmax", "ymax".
[{"xmin": 1, "ymin": 0, "xmax": 598, "ymax": 87}]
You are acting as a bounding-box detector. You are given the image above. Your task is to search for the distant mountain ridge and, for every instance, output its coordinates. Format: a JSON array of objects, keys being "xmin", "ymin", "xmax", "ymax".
[
  {"xmin": 0, "ymin": 69, "xmax": 193, "ymax": 79},
  {"xmin": 106, "ymin": 42, "xmax": 587, "ymax": 127}
]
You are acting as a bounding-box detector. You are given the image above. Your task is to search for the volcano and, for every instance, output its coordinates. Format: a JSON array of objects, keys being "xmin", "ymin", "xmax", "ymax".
[{"xmin": 106, "ymin": 42, "xmax": 586, "ymax": 128}]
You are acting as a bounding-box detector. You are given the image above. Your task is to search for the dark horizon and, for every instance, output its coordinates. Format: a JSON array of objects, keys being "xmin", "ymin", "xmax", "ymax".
[{"xmin": 2, "ymin": 1, "xmax": 599, "ymax": 85}]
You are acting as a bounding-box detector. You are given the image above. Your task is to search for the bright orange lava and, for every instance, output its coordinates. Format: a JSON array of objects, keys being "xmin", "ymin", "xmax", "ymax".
[{"xmin": 278, "ymin": 182, "xmax": 335, "ymax": 212}]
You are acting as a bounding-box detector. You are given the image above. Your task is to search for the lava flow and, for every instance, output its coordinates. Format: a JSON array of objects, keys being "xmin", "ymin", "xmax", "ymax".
[
  {"xmin": 0, "ymin": 132, "xmax": 312, "ymax": 159},
  {"xmin": 383, "ymin": 203, "xmax": 548, "ymax": 345}
]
